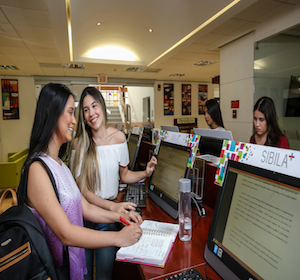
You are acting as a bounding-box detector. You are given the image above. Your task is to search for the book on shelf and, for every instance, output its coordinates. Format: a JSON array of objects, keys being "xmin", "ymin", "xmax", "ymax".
[{"xmin": 116, "ymin": 220, "xmax": 179, "ymax": 268}]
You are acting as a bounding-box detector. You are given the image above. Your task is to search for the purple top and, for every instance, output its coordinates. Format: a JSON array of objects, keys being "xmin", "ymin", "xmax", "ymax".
[{"xmin": 30, "ymin": 153, "xmax": 87, "ymax": 280}]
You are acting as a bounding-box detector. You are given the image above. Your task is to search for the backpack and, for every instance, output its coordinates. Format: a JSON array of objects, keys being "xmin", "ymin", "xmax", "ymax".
[{"xmin": 0, "ymin": 157, "xmax": 69, "ymax": 280}]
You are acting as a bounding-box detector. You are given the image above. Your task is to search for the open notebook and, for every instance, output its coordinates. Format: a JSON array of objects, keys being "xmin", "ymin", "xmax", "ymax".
[{"xmin": 116, "ymin": 220, "xmax": 179, "ymax": 267}]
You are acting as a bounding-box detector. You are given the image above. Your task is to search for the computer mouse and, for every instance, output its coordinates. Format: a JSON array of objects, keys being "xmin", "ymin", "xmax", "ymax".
[{"xmin": 135, "ymin": 207, "xmax": 142, "ymax": 215}]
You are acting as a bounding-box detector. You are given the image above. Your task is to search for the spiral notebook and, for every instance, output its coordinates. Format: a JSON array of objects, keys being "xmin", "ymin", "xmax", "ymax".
[{"xmin": 116, "ymin": 220, "xmax": 179, "ymax": 267}]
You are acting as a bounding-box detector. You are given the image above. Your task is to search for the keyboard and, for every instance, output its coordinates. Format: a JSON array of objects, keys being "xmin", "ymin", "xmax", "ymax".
[
  {"xmin": 124, "ymin": 183, "xmax": 146, "ymax": 207},
  {"xmin": 164, "ymin": 268, "xmax": 205, "ymax": 279}
]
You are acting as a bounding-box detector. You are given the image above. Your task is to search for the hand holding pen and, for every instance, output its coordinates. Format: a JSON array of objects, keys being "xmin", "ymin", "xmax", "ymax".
[{"xmin": 120, "ymin": 216, "xmax": 143, "ymax": 242}]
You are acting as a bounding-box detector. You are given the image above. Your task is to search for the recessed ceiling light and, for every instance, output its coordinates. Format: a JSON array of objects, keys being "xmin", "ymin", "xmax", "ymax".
[
  {"xmin": 148, "ymin": 28, "xmax": 153, "ymax": 33},
  {"xmin": 0, "ymin": 65, "xmax": 19, "ymax": 70},
  {"xmin": 169, "ymin": 73, "xmax": 185, "ymax": 77},
  {"xmin": 63, "ymin": 63, "xmax": 85, "ymax": 69},
  {"xmin": 97, "ymin": 22, "xmax": 101, "ymax": 26},
  {"xmin": 193, "ymin": 61, "xmax": 216, "ymax": 66},
  {"xmin": 125, "ymin": 67, "xmax": 144, "ymax": 72},
  {"xmin": 87, "ymin": 46, "xmax": 137, "ymax": 61}
]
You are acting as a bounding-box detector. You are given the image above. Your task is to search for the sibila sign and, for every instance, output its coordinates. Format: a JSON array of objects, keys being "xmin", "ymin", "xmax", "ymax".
[{"xmin": 215, "ymin": 140, "xmax": 299, "ymax": 186}]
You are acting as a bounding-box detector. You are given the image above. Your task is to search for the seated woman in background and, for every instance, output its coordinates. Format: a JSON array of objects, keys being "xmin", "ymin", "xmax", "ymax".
[
  {"xmin": 204, "ymin": 99, "xmax": 225, "ymax": 130},
  {"xmin": 71, "ymin": 86, "xmax": 157, "ymax": 280},
  {"xmin": 250, "ymin": 96, "xmax": 289, "ymax": 149}
]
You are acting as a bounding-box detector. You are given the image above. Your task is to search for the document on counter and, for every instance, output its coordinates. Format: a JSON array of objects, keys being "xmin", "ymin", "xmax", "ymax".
[{"xmin": 116, "ymin": 220, "xmax": 179, "ymax": 267}]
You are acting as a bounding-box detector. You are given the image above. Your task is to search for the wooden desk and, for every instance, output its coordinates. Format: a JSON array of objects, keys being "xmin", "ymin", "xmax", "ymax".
[{"xmin": 114, "ymin": 195, "xmax": 222, "ymax": 280}]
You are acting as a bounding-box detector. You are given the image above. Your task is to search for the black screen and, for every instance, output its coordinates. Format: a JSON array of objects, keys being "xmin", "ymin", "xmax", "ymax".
[
  {"xmin": 199, "ymin": 136, "xmax": 223, "ymax": 157},
  {"xmin": 285, "ymin": 76, "xmax": 300, "ymax": 117}
]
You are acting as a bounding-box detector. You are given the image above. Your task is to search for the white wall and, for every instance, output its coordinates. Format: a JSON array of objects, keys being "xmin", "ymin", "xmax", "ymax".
[
  {"xmin": 153, "ymin": 81, "xmax": 216, "ymax": 130},
  {"xmin": 219, "ymin": 6, "xmax": 300, "ymax": 143},
  {"xmin": 220, "ymin": 32, "xmax": 255, "ymax": 143},
  {"xmin": 126, "ymin": 86, "xmax": 154, "ymax": 122},
  {"xmin": 0, "ymin": 76, "xmax": 36, "ymax": 161}
]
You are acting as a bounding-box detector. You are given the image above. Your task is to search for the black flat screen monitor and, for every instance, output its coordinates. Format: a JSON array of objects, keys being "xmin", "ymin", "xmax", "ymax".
[
  {"xmin": 285, "ymin": 76, "xmax": 300, "ymax": 117},
  {"xmin": 199, "ymin": 136, "xmax": 223, "ymax": 157},
  {"xmin": 127, "ymin": 133, "xmax": 141, "ymax": 171},
  {"xmin": 147, "ymin": 140, "xmax": 191, "ymax": 219},
  {"xmin": 142, "ymin": 126, "xmax": 152, "ymax": 143},
  {"xmin": 205, "ymin": 160, "xmax": 300, "ymax": 280}
]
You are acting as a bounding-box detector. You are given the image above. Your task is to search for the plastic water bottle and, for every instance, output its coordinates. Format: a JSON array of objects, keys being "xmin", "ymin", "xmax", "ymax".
[{"xmin": 178, "ymin": 178, "xmax": 192, "ymax": 241}]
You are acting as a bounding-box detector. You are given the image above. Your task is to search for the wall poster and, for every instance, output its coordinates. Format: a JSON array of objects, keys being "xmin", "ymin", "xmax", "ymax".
[
  {"xmin": 181, "ymin": 84, "xmax": 191, "ymax": 115},
  {"xmin": 198, "ymin": 84, "xmax": 208, "ymax": 114},
  {"xmin": 163, "ymin": 83, "xmax": 174, "ymax": 115},
  {"xmin": 2, "ymin": 79, "xmax": 19, "ymax": 120}
]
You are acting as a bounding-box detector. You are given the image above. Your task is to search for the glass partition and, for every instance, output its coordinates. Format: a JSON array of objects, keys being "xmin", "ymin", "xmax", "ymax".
[{"xmin": 254, "ymin": 24, "xmax": 300, "ymax": 150}]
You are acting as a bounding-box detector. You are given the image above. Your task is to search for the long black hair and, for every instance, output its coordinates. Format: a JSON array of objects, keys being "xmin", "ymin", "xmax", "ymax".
[
  {"xmin": 26, "ymin": 83, "xmax": 74, "ymax": 164},
  {"xmin": 253, "ymin": 96, "xmax": 284, "ymax": 147},
  {"xmin": 205, "ymin": 99, "xmax": 224, "ymax": 128}
]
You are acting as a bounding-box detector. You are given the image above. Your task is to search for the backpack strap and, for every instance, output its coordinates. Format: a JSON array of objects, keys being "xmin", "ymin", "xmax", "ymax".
[
  {"xmin": 16, "ymin": 157, "xmax": 70, "ymax": 278},
  {"xmin": 17, "ymin": 157, "xmax": 60, "ymax": 205}
]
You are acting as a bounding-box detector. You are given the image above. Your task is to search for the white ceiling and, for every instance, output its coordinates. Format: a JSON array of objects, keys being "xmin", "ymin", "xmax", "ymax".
[{"xmin": 0, "ymin": 0, "xmax": 299, "ymax": 84}]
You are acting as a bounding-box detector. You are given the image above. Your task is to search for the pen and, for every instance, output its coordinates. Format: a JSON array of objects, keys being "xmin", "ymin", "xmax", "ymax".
[{"xmin": 120, "ymin": 216, "xmax": 130, "ymax": 226}]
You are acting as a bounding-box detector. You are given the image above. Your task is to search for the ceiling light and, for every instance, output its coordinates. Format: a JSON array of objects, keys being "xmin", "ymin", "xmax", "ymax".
[
  {"xmin": 169, "ymin": 73, "xmax": 185, "ymax": 77},
  {"xmin": 97, "ymin": 22, "xmax": 101, "ymax": 26},
  {"xmin": 87, "ymin": 46, "xmax": 137, "ymax": 61},
  {"xmin": 194, "ymin": 61, "xmax": 216, "ymax": 66},
  {"xmin": 148, "ymin": 0, "xmax": 241, "ymax": 66},
  {"xmin": 0, "ymin": 65, "xmax": 19, "ymax": 70},
  {"xmin": 148, "ymin": 28, "xmax": 153, "ymax": 33},
  {"xmin": 125, "ymin": 67, "xmax": 144, "ymax": 72},
  {"xmin": 63, "ymin": 64, "xmax": 85, "ymax": 69}
]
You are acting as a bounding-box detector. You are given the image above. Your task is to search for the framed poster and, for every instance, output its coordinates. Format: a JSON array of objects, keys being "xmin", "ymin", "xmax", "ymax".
[
  {"xmin": 164, "ymin": 83, "xmax": 174, "ymax": 115},
  {"xmin": 181, "ymin": 84, "xmax": 191, "ymax": 115},
  {"xmin": 198, "ymin": 84, "xmax": 207, "ymax": 114},
  {"xmin": 2, "ymin": 79, "xmax": 19, "ymax": 120}
]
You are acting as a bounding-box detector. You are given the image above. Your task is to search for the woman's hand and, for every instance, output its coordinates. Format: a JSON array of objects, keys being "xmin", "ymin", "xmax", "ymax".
[
  {"xmin": 145, "ymin": 156, "xmax": 157, "ymax": 177},
  {"xmin": 116, "ymin": 224, "xmax": 143, "ymax": 247},
  {"xmin": 120, "ymin": 211, "xmax": 143, "ymax": 225},
  {"xmin": 110, "ymin": 201, "xmax": 136, "ymax": 214}
]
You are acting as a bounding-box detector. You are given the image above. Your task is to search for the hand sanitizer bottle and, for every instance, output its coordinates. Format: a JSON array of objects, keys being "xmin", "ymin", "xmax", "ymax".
[{"xmin": 178, "ymin": 178, "xmax": 192, "ymax": 241}]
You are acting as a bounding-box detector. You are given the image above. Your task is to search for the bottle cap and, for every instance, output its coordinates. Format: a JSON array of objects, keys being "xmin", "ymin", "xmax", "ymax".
[{"xmin": 179, "ymin": 178, "xmax": 191, "ymax": 192}]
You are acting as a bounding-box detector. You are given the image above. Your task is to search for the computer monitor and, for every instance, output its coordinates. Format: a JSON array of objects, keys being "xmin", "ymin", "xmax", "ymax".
[
  {"xmin": 205, "ymin": 160, "xmax": 300, "ymax": 280},
  {"xmin": 142, "ymin": 126, "xmax": 152, "ymax": 143},
  {"xmin": 193, "ymin": 128, "xmax": 233, "ymax": 141},
  {"xmin": 147, "ymin": 140, "xmax": 192, "ymax": 219},
  {"xmin": 198, "ymin": 136, "xmax": 223, "ymax": 157},
  {"xmin": 127, "ymin": 132, "xmax": 142, "ymax": 171},
  {"xmin": 160, "ymin": 125, "xmax": 180, "ymax": 132}
]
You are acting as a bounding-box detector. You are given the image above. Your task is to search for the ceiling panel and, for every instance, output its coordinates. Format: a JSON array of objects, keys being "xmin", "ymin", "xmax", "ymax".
[
  {"xmin": 2, "ymin": 6, "xmax": 51, "ymax": 27},
  {"xmin": 14, "ymin": 26, "xmax": 55, "ymax": 40},
  {"xmin": 0, "ymin": 0, "xmax": 299, "ymax": 83},
  {"xmin": 0, "ymin": 0, "xmax": 48, "ymax": 10}
]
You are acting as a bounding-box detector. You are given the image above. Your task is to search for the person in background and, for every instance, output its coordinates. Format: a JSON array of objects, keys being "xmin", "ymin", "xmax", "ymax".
[
  {"xmin": 204, "ymin": 99, "xmax": 225, "ymax": 130},
  {"xmin": 250, "ymin": 96, "xmax": 289, "ymax": 149},
  {"xmin": 71, "ymin": 86, "xmax": 157, "ymax": 280},
  {"xmin": 25, "ymin": 83, "xmax": 142, "ymax": 280}
]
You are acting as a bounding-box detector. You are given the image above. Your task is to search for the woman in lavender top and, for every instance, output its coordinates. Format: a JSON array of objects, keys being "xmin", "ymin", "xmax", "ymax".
[{"xmin": 24, "ymin": 83, "xmax": 142, "ymax": 280}]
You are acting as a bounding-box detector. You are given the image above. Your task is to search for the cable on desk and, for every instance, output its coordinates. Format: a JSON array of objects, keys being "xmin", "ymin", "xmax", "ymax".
[
  {"xmin": 192, "ymin": 207, "xmax": 201, "ymax": 228},
  {"xmin": 205, "ymin": 263, "xmax": 214, "ymax": 280},
  {"xmin": 142, "ymin": 212, "xmax": 160, "ymax": 222},
  {"xmin": 142, "ymin": 212, "xmax": 178, "ymax": 224}
]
